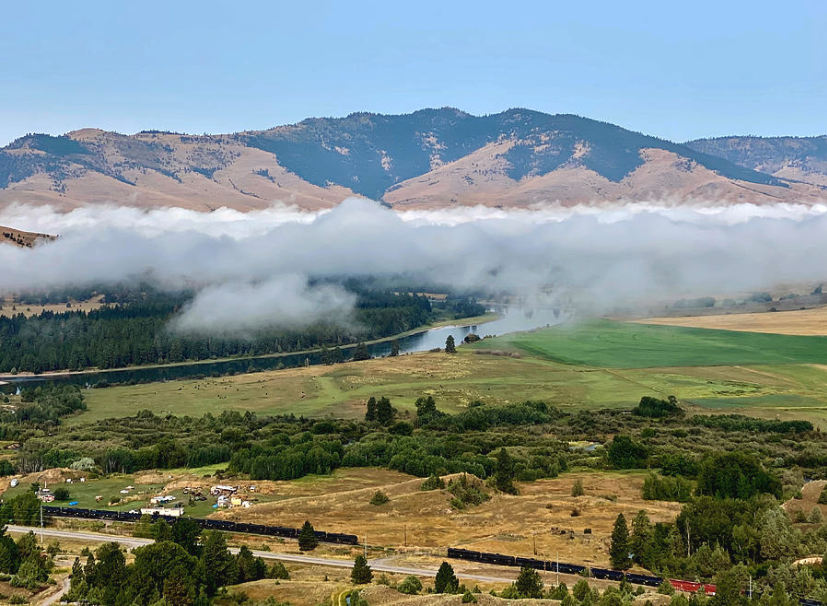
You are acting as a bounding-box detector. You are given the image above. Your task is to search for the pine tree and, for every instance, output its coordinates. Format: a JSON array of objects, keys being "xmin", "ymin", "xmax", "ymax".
[
  {"xmin": 445, "ymin": 335, "xmax": 457, "ymax": 354},
  {"xmin": 610, "ymin": 513, "xmax": 631, "ymax": 569},
  {"xmin": 351, "ymin": 554, "xmax": 373, "ymax": 584},
  {"xmin": 434, "ymin": 561, "xmax": 459, "ymax": 593},
  {"xmin": 171, "ymin": 517, "xmax": 202, "ymax": 556},
  {"xmin": 352, "ymin": 342, "xmax": 370, "ymax": 361},
  {"xmin": 298, "ymin": 520, "xmax": 318, "ymax": 551},
  {"xmin": 376, "ymin": 396, "xmax": 394, "ymax": 425},
  {"xmin": 515, "ymin": 566, "xmax": 544, "ymax": 598},
  {"xmin": 493, "ymin": 447, "xmax": 517, "ymax": 494},
  {"xmin": 365, "ymin": 397, "xmax": 377, "ymax": 422},
  {"xmin": 200, "ymin": 531, "xmax": 237, "ymax": 595},
  {"xmin": 390, "ymin": 340, "xmax": 400, "ymax": 357},
  {"xmin": 630, "ymin": 510, "xmax": 651, "ymax": 566}
]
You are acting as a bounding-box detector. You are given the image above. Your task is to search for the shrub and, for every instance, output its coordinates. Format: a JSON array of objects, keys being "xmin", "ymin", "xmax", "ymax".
[
  {"xmin": 398, "ymin": 576, "xmax": 423, "ymax": 595},
  {"xmin": 447, "ymin": 475, "xmax": 490, "ymax": 510},
  {"xmin": 633, "ymin": 396, "xmax": 684, "ymax": 418},
  {"xmin": 370, "ymin": 491, "xmax": 390, "ymax": 506},
  {"xmin": 658, "ymin": 579, "xmax": 675, "ymax": 595},
  {"xmin": 268, "ymin": 561, "xmax": 289, "ymax": 580},
  {"xmin": 462, "ymin": 590, "xmax": 477, "ymax": 603},
  {"xmin": 571, "ymin": 479, "xmax": 584, "ymax": 497},
  {"xmin": 52, "ymin": 487, "xmax": 71, "ymax": 501},
  {"xmin": 421, "ymin": 474, "xmax": 446, "ymax": 491}
]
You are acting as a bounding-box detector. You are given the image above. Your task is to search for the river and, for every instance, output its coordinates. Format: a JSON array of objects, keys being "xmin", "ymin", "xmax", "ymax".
[{"xmin": 0, "ymin": 307, "xmax": 566, "ymax": 391}]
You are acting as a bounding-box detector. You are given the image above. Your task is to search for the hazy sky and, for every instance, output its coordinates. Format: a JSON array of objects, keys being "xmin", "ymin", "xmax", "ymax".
[{"xmin": 2, "ymin": 0, "xmax": 825, "ymax": 146}]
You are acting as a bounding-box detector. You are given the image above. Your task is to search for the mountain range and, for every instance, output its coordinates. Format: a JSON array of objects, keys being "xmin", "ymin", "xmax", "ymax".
[{"xmin": 1, "ymin": 108, "xmax": 825, "ymax": 212}]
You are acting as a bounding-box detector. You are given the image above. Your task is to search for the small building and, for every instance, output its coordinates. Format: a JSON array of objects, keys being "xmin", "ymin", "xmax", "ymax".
[
  {"xmin": 140, "ymin": 507, "xmax": 183, "ymax": 518},
  {"xmin": 230, "ymin": 497, "xmax": 242, "ymax": 507}
]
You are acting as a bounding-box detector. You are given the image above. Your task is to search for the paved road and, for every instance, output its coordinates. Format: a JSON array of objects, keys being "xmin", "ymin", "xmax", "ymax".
[{"xmin": 8, "ymin": 526, "xmax": 517, "ymax": 585}]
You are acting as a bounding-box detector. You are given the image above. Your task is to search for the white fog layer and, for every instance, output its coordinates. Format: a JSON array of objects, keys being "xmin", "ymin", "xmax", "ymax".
[{"xmin": 1, "ymin": 199, "xmax": 826, "ymax": 332}]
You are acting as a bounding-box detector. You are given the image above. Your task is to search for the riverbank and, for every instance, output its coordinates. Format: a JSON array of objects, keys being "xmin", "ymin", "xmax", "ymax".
[{"xmin": 0, "ymin": 312, "xmax": 499, "ymax": 384}]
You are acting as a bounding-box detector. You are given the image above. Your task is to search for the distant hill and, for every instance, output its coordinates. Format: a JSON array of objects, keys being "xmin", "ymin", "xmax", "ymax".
[
  {"xmin": 0, "ymin": 225, "xmax": 56, "ymax": 248},
  {"xmin": 685, "ymin": 136, "xmax": 827, "ymax": 187},
  {"xmin": 1, "ymin": 108, "xmax": 824, "ymax": 212}
]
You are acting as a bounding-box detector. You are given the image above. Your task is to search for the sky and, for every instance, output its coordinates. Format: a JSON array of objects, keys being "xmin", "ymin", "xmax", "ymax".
[{"xmin": 1, "ymin": 0, "xmax": 825, "ymax": 147}]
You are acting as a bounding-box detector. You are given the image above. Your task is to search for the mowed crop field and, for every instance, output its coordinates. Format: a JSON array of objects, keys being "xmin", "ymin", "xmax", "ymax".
[
  {"xmin": 633, "ymin": 305, "xmax": 827, "ymax": 336},
  {"xmin": 75, "ymin": 318, "xmax": 827, "ymax": 426},
  {"xmin": 470, "ymin": 319, "xmax": 827, "ymax": 368}
]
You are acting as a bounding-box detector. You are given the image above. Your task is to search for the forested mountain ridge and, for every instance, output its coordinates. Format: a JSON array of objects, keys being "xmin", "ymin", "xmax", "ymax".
[
  {"xmin": 1, "ymin": 109, "xmax": 824, "ymax": 212},
  {"xmin": 685, "ymin": 135, "xmax": 827, "ymax": 187}
]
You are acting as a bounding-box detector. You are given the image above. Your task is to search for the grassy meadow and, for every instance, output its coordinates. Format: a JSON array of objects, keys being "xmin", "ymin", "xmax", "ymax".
[{"xmin": 71, "ymin": 317, "xmax": 827, "ymax": 427}]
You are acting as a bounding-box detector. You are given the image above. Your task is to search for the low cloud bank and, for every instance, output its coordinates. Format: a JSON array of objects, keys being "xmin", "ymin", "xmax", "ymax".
[{"xmin": 1, "ymin": 198, "xmax": 826, "ymax": 333}]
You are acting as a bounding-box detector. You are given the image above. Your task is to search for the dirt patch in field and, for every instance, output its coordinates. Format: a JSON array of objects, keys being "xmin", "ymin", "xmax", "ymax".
[
  {"xmin": 784, "ymin": 480, "xmax": 827, "ymax": 521},
  {"xmin": 633, "ymin": 306, "xmax": 827, "ymax": 336}
]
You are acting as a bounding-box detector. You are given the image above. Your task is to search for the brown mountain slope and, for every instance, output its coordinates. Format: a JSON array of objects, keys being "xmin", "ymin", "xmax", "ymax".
[
  {"xmin": 0, "ymin": 129, "xmax": 358, "ymax": 211},
  {"xmin": 0, "ymin": 225, "xmax": 57, "ymax": 248},
  {"xmin": 385, "ymin": 147, "xmax": 825, "ymax": 209},
  {"xmin": 1, "ymin": 109, "xmax": 825, "ymax": 212}
]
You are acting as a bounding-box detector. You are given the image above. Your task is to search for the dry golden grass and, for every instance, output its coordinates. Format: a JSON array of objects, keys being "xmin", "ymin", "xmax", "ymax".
[
  {"xmin": 0, "ymin": 294, "xmax": 106, "ymax": 319},
  {"xmin": 633, "ymin": 306, "xmax": 827, "ymax": 336},
  {"xmin": 0, "ymin": 225, "xmax": 56, "ymax": 248},
  {"xmin": 218, "ymin": 468, "xmax": 681, "ymax": 569}
]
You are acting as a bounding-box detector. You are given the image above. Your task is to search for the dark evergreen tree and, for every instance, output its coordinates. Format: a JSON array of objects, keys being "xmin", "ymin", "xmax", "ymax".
[
  {"xmin": 365, "ymin": 397, "xmax": 377, "ymax": 422},
  {"xmin": 493, "ymin": 447, "xmax": 517, "ymax": 494},
  {"xmin": 610, "ymin": 513, "xmax": 630, "ymax": 569},
  {"xmin": 515, "ymin": 566, "xmax": 544, "ymax": 598},
  {"xmin": 200, "ymin": 531, "xmax": 237, "ymax": 595},
  {"xmin": 390, "ymin": 340, "xmax": 400, "ymax": 357},
  {"xmin": 629, "ymin": 510, "xmax": 652, "ymax": 566},
  {"xmin": 350, "ymin": 554, "xmax": 373, "ymax": 584},
  {"xmin": 445, "ymin": 335, "xmax": 457, "ymax": 353},
  {"xmin": 352, "ymin": 342, "xmax": 370, "ymax": 361},
  {"xmin": 171, "ymin": 517, "xmax": 202, "ymax": 556},
  {"xmin": 415, "ymin": 395, "xmax": 438, "ymax": 419},
  {"xmin": 298, "ymin": 520, "xmax": 318, "ymax": 551},
  {"xmin": 376, "ymin": 396, "xmax": 395, "ymax": 425},
  {"xmin": 435, "ymin": 561, "xmax": 459, "ymax": 593}
]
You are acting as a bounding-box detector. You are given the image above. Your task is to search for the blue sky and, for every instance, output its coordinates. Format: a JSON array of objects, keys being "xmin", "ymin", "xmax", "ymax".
[{"xmin": 1, "ymin": 0, "xmax": 824, "ymax": 146}]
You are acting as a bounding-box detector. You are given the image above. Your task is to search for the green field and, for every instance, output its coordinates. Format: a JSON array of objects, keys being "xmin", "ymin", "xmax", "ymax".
[
  {"xmin": 73, "ymin": 329, "xmax": 827, "ymax": 427},
  {"xmin": 470, "ymin": 319, "xmax": 827, "ymax": 368},
  {"xmin": 1, "ymin": 465, "xmax": 280, "ymax": 517}
]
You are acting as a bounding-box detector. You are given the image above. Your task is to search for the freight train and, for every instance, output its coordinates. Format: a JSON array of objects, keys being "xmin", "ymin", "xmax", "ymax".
[
  {"xmin": 42, "ymin": 506, "xmax": 359, "ymax": 545},
  {"xmin": 447, "ymin": 547, "xmax": 715, "ymax": 594}
]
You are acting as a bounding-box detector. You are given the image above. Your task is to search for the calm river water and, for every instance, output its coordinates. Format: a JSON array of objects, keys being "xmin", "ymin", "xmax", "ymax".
[{"xmin": 0, "ymin": 307, "xmax": 565, "ymax": 391}]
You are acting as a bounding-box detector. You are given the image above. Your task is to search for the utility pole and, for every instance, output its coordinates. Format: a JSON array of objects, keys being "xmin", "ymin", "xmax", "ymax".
[
  {"xmin": 556, "ymin": 550, "xmax": 559, "ymax": 586},
  {"xmin": 533, "ymin": 532, "xmax": 536, "ymax": 556},
  {"xmin": 39, "ymin": 502, "xmax": 43, "ymax": 544},
  {"xmin": 364, "ymin": 534, "xmax": 367, "ymax": 559},
  {"xmin": 404, "ymin": 525, "xmax": 407, "ymax": 548}
]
